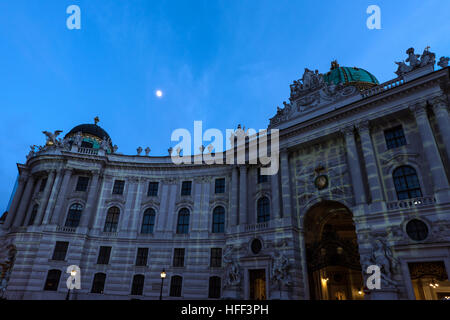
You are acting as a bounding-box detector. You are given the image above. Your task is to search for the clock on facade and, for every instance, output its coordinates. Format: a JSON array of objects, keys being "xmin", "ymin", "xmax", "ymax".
[{"xmin": 315, "ymin": 175, "xmax": 329, "ymax": 190}]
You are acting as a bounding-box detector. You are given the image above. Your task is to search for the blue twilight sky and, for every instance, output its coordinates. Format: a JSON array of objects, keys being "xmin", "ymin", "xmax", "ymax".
[{"xmin": 0, "ymin": 0, "xmax": 449, "ymax": 211}]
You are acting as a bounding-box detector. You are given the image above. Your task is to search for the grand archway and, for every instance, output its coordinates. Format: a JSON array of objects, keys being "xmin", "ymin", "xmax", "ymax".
[{"xmin": 304, "ymin": 201, "xmax": 364, "ymax": 300}]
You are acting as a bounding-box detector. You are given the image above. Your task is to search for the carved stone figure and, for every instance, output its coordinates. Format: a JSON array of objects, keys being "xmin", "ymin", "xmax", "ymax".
[
  {"xmin": 301, "ymin": 68, "xmax": 315, "ymax": 89},
  {"xmin": 100, "ymin": 138, "xmax": 108, "ymax": 151},
  {"xmin": 406, "ymin": 48, "xmax": 421, "ymax": 68},
  {"xmin": 42, "ymin": 130, "xmax": 63, "ymax": 146},
  {"xmin": 223, "ymin": 246, "xmax": 241, "ymax": 287},
  {"xmin": 395, "ymin": 61, "xmax": 413, "ymax": 76},
  {"xmin": 0, "ymin": 241, "xmax": 17, "ymax": 299},
  {"xmin": 137, "ymin": 147, "xmax": 143, "ymax": 155},
  {"xmin": 438, "ymin": 56, "xmax": 449, "ymax": 68},
  {"xmin": 168, "ymin": 147, "xmax": 173, "ymax": 155},
  {"xmin": 420, "ymin": 47, "xmax": 435, "ymax": 67},
  {"xmin": 145, "ymin": 147, "xmax": 151, "ymax": 156},
  {"xmin": 270, "ymin": 251, "xmax": 291, "ymax": 287},
  {"xmin": 73, "ymin": 131, "xmax": 83, "ymax": 147},
  {"xmin": 369, "ymin": 239, "xmax": 398, "ymax": 288},
  {"xmin": 113, "ymin": 145, "xmax": 118, "ymax": 153}
]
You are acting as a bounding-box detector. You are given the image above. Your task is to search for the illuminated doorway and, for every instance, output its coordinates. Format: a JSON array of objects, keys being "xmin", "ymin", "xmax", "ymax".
[
  {"xmin": 304, "ymin": 201, "xmax": 364, "ymax": 300},
  {"xmin": 408, "ymin": 261, "xmax": 450, "ymax": 300},
  {"xmin": 249, "ymin": 269, "xmax": 266, "ymax": 300}
]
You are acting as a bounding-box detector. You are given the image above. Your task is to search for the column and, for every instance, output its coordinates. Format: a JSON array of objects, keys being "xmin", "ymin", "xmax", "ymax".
[
  {"xmin": 34, "ymin": 170, "xmax": 56, "ymax": 225},
  {"xmin": 270, "ymin": 169, "xmax": 281, "ymax": 219},
  {"xmin": 3, "ymin": 173, "xmax": 27, "ymax": 229},
  {"xmin": 342, "ymin": 126, "xmax": 366, "ymax": 205},
  {"xmin": 51, "ymin": 168, "xmax": 73, "ymax": 225},
  {"xmin": 431, "ymin": 95, "xmax": 450, "ymax": 159},
  {"xmin": 410, "ymin": 102, "xmax": 450, "ymax": 200},
  {"xmin": 42, "ymin": 170, "xmax": 63, "ymax": 225},
  {"xmin": 238, "ymin": 165, "xmax": 247, "ymax": 225},
  {"xmin": 230, "ymin": 166, "xmax": 239, "ymax": 226},
  {"xmin": 128, "ymin": 178, "xmax": 145, "ymax": 233},
  {"xmin": 280, "ymin": 149, "xmax": 292, "ymax": 218},
  {"xmin": 79, "ymin": 171, "xmax": 100, "ymax": 228},
  {"xmin": 357, "ymin": 121, "xmax": 385, "ymax": 204},
  {"xmin": 12, "ymin": 175, "xmax": 35, "ymax": 227},
  {"xmin": 123, "ymin": 178, "xmax": 138, "ymax": 232}
]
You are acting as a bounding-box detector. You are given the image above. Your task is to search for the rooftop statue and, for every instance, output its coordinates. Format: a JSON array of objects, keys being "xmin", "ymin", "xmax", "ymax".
[
  {"xmin": 395, "ymin": 46, "xmax": 437, "ymax": 76},
  {"xmin": 42, "ymin": 130, "xmax": 63, "ymax": 146}
]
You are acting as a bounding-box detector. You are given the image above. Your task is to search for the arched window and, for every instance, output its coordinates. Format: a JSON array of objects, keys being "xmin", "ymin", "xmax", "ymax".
[
  {"xmin": 91, "ymin": 273, "xmax": 106, "ymax": 294},
  {"xmin": 393, "ymin": 166, "xmax": 422, "ymax": 200},
  {"xmin": 44, "ymin": 269, "xmax": 61, "ymax": 291},
  {"xmin": 257, "ymin": 197, "xmax": 270, "ymax": 223},
  {"xmin": 208, "ymin": 276, "xmax": 221, "ymax": 299},
  {"xmin": 28, "ymin": 204, "xmax": 39, "ymax": 226},
  {"xmin": 170, "ymin": 275, "xmax": 183, "ymax": 297},
  {"xmin": 176, "ymin": 208, "xmax": 190, "ymax": 234},
  {"xmin": 141, "ymin": 208, "xmax": 155, "ymax": 234},
  {"xmin": 65, "ymin": 203, "xmax": 83, "ymax": 228},
  {"xmin": 131, "ymin": 274, "xmax": 145, "ymax": 296},
  {"xmin": 212, "ymin": 206, "xmax": 225, "ymax": 233},
  {"xmin": 104, "ymin": 207, "xmax": 120, "ymax": 232}
]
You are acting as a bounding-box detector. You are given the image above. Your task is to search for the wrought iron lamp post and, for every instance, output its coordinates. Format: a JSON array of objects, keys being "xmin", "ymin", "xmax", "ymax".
[{"xmin": 159, "ymin": 269, "xmax": 166, "ymax": 300}]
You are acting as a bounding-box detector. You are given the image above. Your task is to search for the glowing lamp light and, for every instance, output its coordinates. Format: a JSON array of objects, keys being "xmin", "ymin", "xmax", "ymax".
[
  {"xmin": 160, "ymin": 270, "xmax": 166, "ymax": 279},
  {"xmin": 70, "ymin": 270, "xmax": 77, "ymax": 277}
]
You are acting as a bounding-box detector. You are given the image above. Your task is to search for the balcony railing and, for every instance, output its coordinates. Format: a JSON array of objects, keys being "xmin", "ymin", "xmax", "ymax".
[
  {"xmin": 245, "ymin": 222, "xmax": 269, "ymax": 232},
  {"xmin": 56, "ymin": 226, "xmax": 77, "ymax": 233},
  {"xmin": 361, "ymin": 77, "xmax": 405, "ymax": 99},
  {"xmin": 387, "ymin": 196, "xmax": 436, "ymax": 211},
  {"xmin": 77, "ymin": 147, "xmax": 99, "ymax": 155}
]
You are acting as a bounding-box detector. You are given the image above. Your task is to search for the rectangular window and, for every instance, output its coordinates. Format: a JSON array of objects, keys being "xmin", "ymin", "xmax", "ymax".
[
  {"xmin": 112, "ymin": 180, "xmax": 125, "ymax": 195},
  {"xmin": 97, "ymin": 246, "xmax": 112, "ymax": 265},
  {"xmin": 215, "ymin": 178, "xmax": 225, "ymax": 194},
  {"xmin": 136, "ymin": 248, "xmax": 149, "ymax": 266},
  {"xmin": 147, "ymin": 182, "xmax": 159, "ymax": 196},
  {"xmin": 44, "ymin": 270, "xmax": 61, "ymax": 291},
  {"xmin": 76, "ymin": 176, "xmax": 90, "ymax": 192},
  {"xmin": 173, "ymin": 248, "xmax": 185, "ymax": 267},
  {"xmin": 385, "ymin": 126, "xmax": 407, "ymax": 150},
  {"xmin": 52, "ymin": 241, "xmax": 69, "ymax": 261},
  {"xmin": 181, "ymin": 181, "xmax": 192, "ymax": 196},
  {"xmin": 208, "ymin": 277, "xmax": 221, "ymax": 299},
  {"xmin": 257, "ymin": 168, "xmax": 268, "ymax": 184},
  {"xmin": 39, "ymin": 177, "xmax": 48, "ymax": 192},
  {"xmin": 210, "ymin": 248, "xmax": 222, "ymax": 268}
]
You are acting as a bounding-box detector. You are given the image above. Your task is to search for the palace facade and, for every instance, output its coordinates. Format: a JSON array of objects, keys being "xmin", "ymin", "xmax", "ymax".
[{"xmin": 1, "ymin": 48, "xmax": 450, "ymax": 300}]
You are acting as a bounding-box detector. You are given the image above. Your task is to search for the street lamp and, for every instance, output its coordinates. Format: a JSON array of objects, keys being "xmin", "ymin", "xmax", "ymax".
[
  {"xmin": 159, "ymin": 269, "xmax": 166, "ymax": 300},
  {"xmin": 66, "ymin": 269, "xmax": 77, "ymax": 300}
]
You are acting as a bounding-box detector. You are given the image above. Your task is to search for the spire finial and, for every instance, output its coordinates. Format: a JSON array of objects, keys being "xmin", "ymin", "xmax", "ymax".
[{"xmin": 94, "ymin": 116, "xmax": 100, "ymax": 125}]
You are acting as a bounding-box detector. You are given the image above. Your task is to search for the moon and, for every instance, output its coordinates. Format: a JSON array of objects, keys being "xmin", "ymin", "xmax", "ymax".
[{"xmin": 156, "ymin": 90, "xmax": 163, "ymax": 98}]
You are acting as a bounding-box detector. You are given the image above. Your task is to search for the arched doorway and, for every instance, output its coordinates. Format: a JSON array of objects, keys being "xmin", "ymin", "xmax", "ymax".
[{"xmin": 304, "ymin": 201, "xmax": 364, "ymax": 300}]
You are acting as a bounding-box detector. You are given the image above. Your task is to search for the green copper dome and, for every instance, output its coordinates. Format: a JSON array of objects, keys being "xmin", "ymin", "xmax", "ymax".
[{"xmin": 323, "ymin": 61, "xmax": 379, "ymax": 90}]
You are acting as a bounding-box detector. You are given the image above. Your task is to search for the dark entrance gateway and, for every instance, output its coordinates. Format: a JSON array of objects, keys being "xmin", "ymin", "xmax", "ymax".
[{"xmin": 304, "ymin": 201, "xmax": 364, "ymax": 300}]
